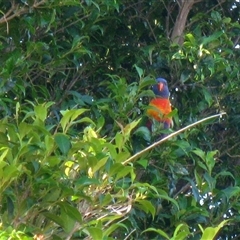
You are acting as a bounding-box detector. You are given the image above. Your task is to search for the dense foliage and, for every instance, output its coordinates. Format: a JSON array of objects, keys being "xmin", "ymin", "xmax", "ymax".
[{"xmin": 0, "ymin": 0, "xmax": 239, "ymax": 239}]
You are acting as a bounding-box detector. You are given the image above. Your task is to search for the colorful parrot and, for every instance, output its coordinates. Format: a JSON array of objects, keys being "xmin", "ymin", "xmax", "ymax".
[{"xmin": 147, "ymin": 77, "xmax": 173, "ymax": 137}]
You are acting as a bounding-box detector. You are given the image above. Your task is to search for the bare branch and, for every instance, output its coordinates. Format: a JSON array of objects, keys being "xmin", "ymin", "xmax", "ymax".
[{"xmin": 123, "ymin": 112, "xmax": 226, "ymax": 165}]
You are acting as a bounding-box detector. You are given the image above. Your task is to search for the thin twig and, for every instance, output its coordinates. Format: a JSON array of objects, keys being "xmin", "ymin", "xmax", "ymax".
[
  {"xmin": 173, "ymin": 182, "xmax": 191, "ymax": 199},
  {"xmin": 124, "ymin": 228, "xmax": 136, "ymax": 240},
  {"xmin": 123, "ymin": 112, "xmax": 226, "ymax": 165}
]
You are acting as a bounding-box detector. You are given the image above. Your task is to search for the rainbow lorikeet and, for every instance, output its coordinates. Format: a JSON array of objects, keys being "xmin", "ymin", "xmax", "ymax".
[{"xmin": 147, "ymin": 77, "xmax": 173, "ymax": 137}]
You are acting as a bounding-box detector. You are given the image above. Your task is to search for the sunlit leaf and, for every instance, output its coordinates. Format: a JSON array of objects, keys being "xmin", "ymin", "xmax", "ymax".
[
  {"xmin": 200, "ymin": 220, "xmax": 230, "ymax": 240},
  {"xmin": 60, "ymin": 109, "xmax": 89, "ymax": 132}
]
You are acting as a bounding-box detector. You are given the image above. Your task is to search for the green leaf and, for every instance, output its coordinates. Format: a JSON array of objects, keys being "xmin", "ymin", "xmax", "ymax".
[
  {"xmin": 18, "ymin": 122, "xmax": 31, "ymax": 140},
  {"xmin": 186, "ymin": 178, "xmax": 201, "ymax": 202},
  {"xmin": 109, "ymin": 163, "xmax": 124, "ymax": 176},
  {"xmin": 139, "ymin": 76, "xmax": 156, "ymax": 90},
  {"xmin": 172, "ymin": 223, "xmax": 190, "ymax": 240},
  {"xmin": 86, "ymin": 227, "xmax": 103, "ymax": 240},
  {"xmin": 197, "ymin": 161, "xmax": 208, "ymax": 171},
  {"xmin": 75, "ymin": 176, "xmax": 100, "ymax": 186},
  {"xmin": 223, "ymin": 17, "xmax": 231, "ymax": 24},
  {"xmin": 134, "ymin": 64, "xmax": 144, "ymax": 78},
  {"xmin": 136, "ymin": 159, "xmax": 148, "ymax": 169},
  {"xmin": 45, "ymin": 135, "xmax": 55, "ymax": 154},
  {"xmin": 2, "ymin": 165, "xmax": 19, "ymax": 183},
  {"xmin": 185, "ymin": 33, "xmax": 196, "ymax": 45},
  {"xmin": 115, "ymin": 132, "xmax": 124, "ymax": 151},
  {"xmin": 43, "ymin": 212, "xmax": 65, "ymax": 228},
  {"xmin": 134, "ymin": 126, "xmax": 151, "ymax": 142},
  {"xmin": 215, "ymin": 171, "xmax": 235, "ymax": 183},
  {"xmin": 58, "ymin": 202, "xmax": 82, "ymax": 223},
  {"xmin": 0, "ymin": 147, "xmax": 9, "ymax": 163},
  {"xmin": 103, "ymin": 222, "xmax": 128, "ymax": 237},
  {"xmin": 210, "ymin": 11, "xmax": 221, "ymax": 22},
  {"xmin": 34, "ymin": 103, "xmax": 54, "ymax": 122},
  {"xmin": 205, "ymin": 150, "xmax": 218, "ymax": 175},
  {"xmin": 43, "ymin": 189, "xmax": 61, "ymax": 203},
  {"xmin": 115, "ymin": 151, "xmax": 131, "ymax": 163},
  {"xmin": 180, "ymin": 69, "xmax": 192, "ymax": 83},
  {"xmin": 54, "ymin": 133, "xmax": 71, "ymax": 155},
  {"xmin": 15, "ymin": 102, "xmax": 20, "ymax": 120},
  {"xmin": 47, "ymin": 156, "xmax": 61, "ymax": 167},
  {"xmin": 92, "ymin": 157, "xmax": 108, "ymax": 173},
  {"xmin": 142, "ymin": 228, "xmax": 170, "ymax": 239},
  {"xmin": 115, "ymin": 166, "xmax": 133, "ymax": 181},
  {"xmin": 202, "ymin": 88, "xmax": 213, "ymax": 106},
  {"xmin": 200, "ymin": 220, "xmax": 229, "ymax": 240},
  {"xmin": 172, "ymin": 163, "xmax": 189, "ymax": 175},
  {"xmin": 72, "ymin": 35, "xmax": 89, "ymax": 49},
  {"xmin": 203, "ymin": 173, "xmax": 216, "ymax": 191},
  {"xmin": 194, "ymin": 169, "xmax": 203, "ymax": 190},
  {"xmin": 60, "ymin": 109, "xmax": 88, "ymax": 133},
  {"xmin": 201, "ymin": 31, "xmax": 223, "ymax": 45},
  {"xmin": 123, "ymin": 119, "xmax": 141, "ymax": 136},
  {"xmin": 192, "ymin": 149, "xmax": 205, "ymax": 161},
  {"xmin": 135, "ymin": 199, "xmax": 156, "ymax": 219},
  {"xmin": 222, "ymin": 186, "xmax": 240, "ymax": 201},
  {"xmin": 158, "ymin": 189, "xmax": 179, "ymax": 210}
]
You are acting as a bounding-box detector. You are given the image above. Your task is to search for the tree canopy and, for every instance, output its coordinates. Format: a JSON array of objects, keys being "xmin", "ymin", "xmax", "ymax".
[{"xmin": 0, "ymin": 0, "xmax": 240, "ymax": 239}]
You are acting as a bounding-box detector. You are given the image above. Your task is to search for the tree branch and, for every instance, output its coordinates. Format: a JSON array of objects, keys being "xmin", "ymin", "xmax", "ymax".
[
  {"xmin": 123, "ymin": 112, "xmax": 226, "ymax": 165},
  {"xmin": 0, "ymin": 0, "xmax": 47, "ymax": 25},
  {"xmin": 170, "ymin": 0, "xmax": 203, "ymax": 45}
]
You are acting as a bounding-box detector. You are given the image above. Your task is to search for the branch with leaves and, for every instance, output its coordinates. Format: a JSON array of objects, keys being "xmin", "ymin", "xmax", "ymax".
[{"xmin": 0, "ymin": 0, "xmax": 47, "ymax": 27}]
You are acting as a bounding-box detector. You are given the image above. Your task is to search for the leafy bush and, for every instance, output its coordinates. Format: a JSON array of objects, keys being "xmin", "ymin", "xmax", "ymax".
[{"xmin": 0, "ymin": 0, "xmax": 240, "ymax": 239}]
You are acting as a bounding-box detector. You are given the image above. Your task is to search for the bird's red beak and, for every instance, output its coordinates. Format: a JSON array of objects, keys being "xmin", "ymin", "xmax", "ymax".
[{"xmin": 158, "ymin": 83, "xmax": 164, "ymax": 91}]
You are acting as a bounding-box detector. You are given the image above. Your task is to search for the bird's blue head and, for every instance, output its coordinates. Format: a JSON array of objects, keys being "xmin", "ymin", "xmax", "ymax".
[{"xmin": 152, "ymin": 77, "xmax": 170, "ymax": 98}]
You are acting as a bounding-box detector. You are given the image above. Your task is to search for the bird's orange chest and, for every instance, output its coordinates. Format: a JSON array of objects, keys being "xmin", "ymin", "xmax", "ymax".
[{"xmin": 147, "ymin": 98, "xmax": 172, "ymax": 121}]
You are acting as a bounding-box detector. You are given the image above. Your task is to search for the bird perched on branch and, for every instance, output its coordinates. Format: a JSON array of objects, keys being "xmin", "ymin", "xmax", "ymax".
[{"xmin": 147, "ymin": 77, "xmax": 173, "ymax": 138}]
